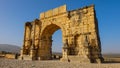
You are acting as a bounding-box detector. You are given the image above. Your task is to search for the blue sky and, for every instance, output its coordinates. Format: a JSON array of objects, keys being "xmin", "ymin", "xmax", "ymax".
[{"xmin": 0, "ymin": 0, "xmax": 120, "ymax": 54}]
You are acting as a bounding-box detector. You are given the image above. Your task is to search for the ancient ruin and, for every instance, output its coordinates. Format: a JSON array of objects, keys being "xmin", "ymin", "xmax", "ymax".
[{"xmin": 20, "ymin": 4, "xmax": 103, "ymax": 63}]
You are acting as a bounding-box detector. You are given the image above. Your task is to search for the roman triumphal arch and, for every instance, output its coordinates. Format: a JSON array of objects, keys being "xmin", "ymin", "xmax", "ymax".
[{"xmin": 20, "ymin": 5, "xmax": 104, "ymax": 63}]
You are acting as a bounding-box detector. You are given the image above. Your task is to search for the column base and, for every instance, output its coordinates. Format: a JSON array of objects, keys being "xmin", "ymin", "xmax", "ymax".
[{"xmin": 60, "ymin": 56, "xmax": 91, "ymax": 63}]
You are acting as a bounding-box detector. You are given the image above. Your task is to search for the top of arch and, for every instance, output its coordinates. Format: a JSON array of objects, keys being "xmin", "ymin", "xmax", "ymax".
[
  {"xmin": 40, "ymin": 5, "xmax": 67, "ymax": 19},
  {"xmin": 39, "ymin": 4, "xmax": 94, "ymax": 20}
]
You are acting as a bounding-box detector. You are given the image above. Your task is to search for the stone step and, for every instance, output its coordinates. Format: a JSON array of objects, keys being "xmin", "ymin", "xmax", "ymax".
[{"xmin": 68, "ymin": 56, "xmax": 90, "ymax": 63}]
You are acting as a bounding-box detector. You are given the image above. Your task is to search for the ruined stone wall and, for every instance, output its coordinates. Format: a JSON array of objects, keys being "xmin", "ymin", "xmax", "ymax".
[
  {"xmin": 67, "ymin": 5, "xmax": 102, "ymax": 61},
  {"xmin": 21, "ymin": 4, "xmax": 103, "ymax": 63}
]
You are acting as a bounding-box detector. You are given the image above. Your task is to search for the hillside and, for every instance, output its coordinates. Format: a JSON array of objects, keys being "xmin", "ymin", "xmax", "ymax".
[{"xmin": 0, "ymin": 44, "xmax": 20, "ymax": 54}]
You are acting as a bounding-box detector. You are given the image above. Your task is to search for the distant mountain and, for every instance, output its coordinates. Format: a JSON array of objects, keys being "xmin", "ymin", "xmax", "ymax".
[
  {"xmin": 0, "ymin": 44, "xmax": 21, "ymax": 54},
  {"xmin": 103, "ymin": 53, "xmax": 120, "ymax": 58}
]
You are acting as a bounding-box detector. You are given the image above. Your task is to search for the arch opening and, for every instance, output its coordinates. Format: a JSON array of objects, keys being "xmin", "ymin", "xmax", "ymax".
[
  {"xmin": 39, "ymin": 24, "xmax": 63, "ymax": 60},
  {"xmin": 52, "ymin": 29, "xmax": 62, "ymax": 60}
]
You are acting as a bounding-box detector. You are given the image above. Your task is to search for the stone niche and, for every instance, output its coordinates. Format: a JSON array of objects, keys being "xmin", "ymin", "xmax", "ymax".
[{"xmin": 20, "ymin": 4, "xmax": 104, "ymax": 63}]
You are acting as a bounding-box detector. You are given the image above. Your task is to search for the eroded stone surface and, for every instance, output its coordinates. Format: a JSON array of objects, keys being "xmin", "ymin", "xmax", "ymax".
[{"xmin": 20, "ymin": 4, "xmax": 103, "ymax": 63}]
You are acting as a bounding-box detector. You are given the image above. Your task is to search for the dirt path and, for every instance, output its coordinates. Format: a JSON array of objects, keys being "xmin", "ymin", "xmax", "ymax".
[{"xmin": 0, "ymin": 59, "xmax": 120, "ymax": 68}]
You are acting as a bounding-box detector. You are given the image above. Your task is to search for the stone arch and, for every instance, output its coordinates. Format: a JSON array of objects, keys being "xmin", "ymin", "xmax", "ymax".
[
  {"xmin": 40, "ymin": 21, "xmax": 66, "ymax": 38},
  {"xmin": 21, "ymin": 5, "xmax": 103, "ymax": 63},
  {"xmin": 38, "ymin": 24, "xmax": 64, "ymax": 60}
]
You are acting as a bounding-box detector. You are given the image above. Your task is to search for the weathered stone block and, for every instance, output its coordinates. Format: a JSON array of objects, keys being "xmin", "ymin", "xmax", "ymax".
[
  {"xmin": 40, "ymin": 12, "xmax": 45, "ymax": 19},
  {"xmin": 45, "ymin": 10, "xmax": 53, "ymax": 17}
]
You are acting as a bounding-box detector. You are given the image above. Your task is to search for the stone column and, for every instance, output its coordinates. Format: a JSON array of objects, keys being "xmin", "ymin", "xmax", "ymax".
[
  {"xmin": 30, "ymin": 45, "xmax": 36, "ymax": 60},
  {"xmin": 60, "ymin": 39, "xmax": 69, "ymax": 62},
  {"xmin": 21, "ymin": 23, "xmax": 27, "ymax": 55},
  {"xmin": 20, "ymin": 22, "xmax": 32, "ymax": 60}
]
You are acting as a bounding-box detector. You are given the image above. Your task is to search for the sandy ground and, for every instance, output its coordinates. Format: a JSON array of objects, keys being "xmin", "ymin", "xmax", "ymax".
[{"xmin": 0, "ymin": 59, "xmax": 120, "ymax": 68}]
